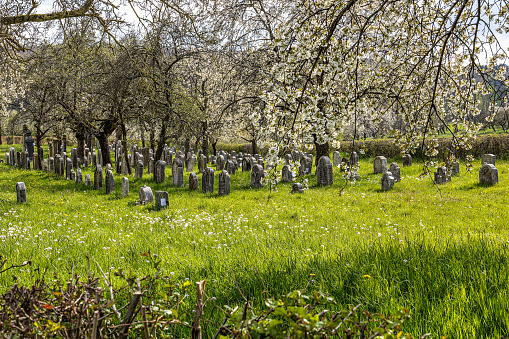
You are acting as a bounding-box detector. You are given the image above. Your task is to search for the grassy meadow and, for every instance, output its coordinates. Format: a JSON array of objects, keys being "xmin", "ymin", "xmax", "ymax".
[{"xmin": 0, "ymin": 144, "xmax": 509, "ymax": 338}]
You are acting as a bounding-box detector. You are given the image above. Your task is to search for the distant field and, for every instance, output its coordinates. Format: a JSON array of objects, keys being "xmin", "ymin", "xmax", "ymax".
[{"xmin": 0, "ymin": 144, "xmax": 508, "ymax": 337}]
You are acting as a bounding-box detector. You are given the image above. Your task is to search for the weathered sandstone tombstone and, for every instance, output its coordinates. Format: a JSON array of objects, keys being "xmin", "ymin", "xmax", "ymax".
[
  {"xmin": 242, "ymin": 157, "xmax": 252, "ymax": 172},
  {"xmin": 291, "ymin": 182, "xmax": 304, "ymax": 193},
  {"xmin": 389, "ymin": 163, "xmax": 401, "ymax": 182},
  {"xmin": 251, "ymin": 164, "xmax": 264, "ymax": 188},
  {"xmin": 373, "ymin": 156, "xmax": 388, "ymax": 174},
  {"xmin": 333, "ymin": 151, "xmax": 341, "ymax": 167},
  {"xmin": 481, "ymin": 154, "xmax": 496, "ymax": 166},
  {"xmin": 226, "ymin": 160, "xmax": 236, "ymax": 175},
  {"xmin": 155, "ymin": 191, "xmax": 169, "ymax": 208},
  {"xmin": 16, "ymin": 182, "xmax": 27, "ymax": 203},
  {"xmin": 105, "ymin": 170, "xmax": 114, "ymax": 194},
  {"xmin": 94, "ymin": 165, "xmax": 103, "ymax": 190},
  {"xmin": 282, "ymin": 165, "xmax": 293, "ymax": 183},
  {"xmin": 42, "ymin": 159, "xmax": 48, "ymax": 171},
  {"xmin": 76, "ymin": 168, "xmax": 83, "ymax": 183},
  {"xmin": 198, "ymin": 154, "xmax": 207, "ymax": 173},
  {"xmin": 121, "ymin": 177, "xmax": 129, "ymax": 197},
  {"xmin": 299, "ymin": 156, "xmax": 312, "ymax": 176},
  {"xmin": 148, "ymin": 157, "xmax": 154, "ymax": 174},
  {"xmin": 139, "ymin": 185, "xmax": 154, "ymax": 204},
  {"xmin": 218, "ymin": 170, "xmax": 230, "ymax": 196},
  {"xmin": 402, "ymin": 154, "xmax": 412, "ymax": 167},
  {"xmin": 202, "ymin": 167, "xmax": 215, "ymax": 193},
  {"xmin": 189, "ymin": 172, "xmax": 199, "ymax": 190},
  {"xmin": 381, "ymin": 171, "xmax": 395, "ymax": 191},
  {"xmin": 84, "ymin": 174, "xmax": 92, "ymax": 186},
  {"xmin": 154, "ymin": 160, "xmax": 166, "ymax": 183},
  {"xmin": 451, "ymin": 162, "xmax": 460, "ymax": 177},
  {"xmin": 434, "ymin": 167, "xmax": 450, "ymax": 185},
  {"xmin": 316, "ymin": 156, "xmax": 333, "ymax": 186},
  {"xmin": 135, "ymin": 161, "xmax": 144, "ymax": 178},
  {"xmin": 479, "ymin": 163, "xmax": 498, "ymax": 185},
  {"xmin": 66, "ymin": 159, "xmax": 73, "ymax": 180}
]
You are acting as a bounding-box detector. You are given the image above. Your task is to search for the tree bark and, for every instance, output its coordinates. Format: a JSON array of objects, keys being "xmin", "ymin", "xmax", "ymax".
[
  {"xmin": 150, "ymin": 130, "xmax": 155, "ymax": 151},
  {"xmin": 313, "ymin": 134, "xmax": 329, "ymax": 167},
  {"xmin": 154, "ymin": 115, "xmax": 169, "ymax": 162},
  {"xmin": 212, "ymin": 140, "xmax": 218, "ymax": 156},
  {"xmin": 251, "ymin": 139, "xmax": 258, "ymax": 155},
  {"xmin": 97, "ymin": 135, "xmax": 112, "ymax": 166},
  {"xmin": 201, "ymin": 121, "xmax": 209, "ymax": 160},
  {"xmin": 76, "ymin": 125, "xmax": 85, "ymax": 160}
]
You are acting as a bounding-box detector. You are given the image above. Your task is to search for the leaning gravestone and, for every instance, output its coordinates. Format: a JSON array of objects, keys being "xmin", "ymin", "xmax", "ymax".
[
  {"xmin": 479, "ymin": 163, "xmax": 498, "ymax": 185},
  {"xmin": 121, "ymin": 177, "xmax": 129, "ymax": 197},
  {"xmin": 282, "ymin": 165, "xmax": 293, "ymax": 183},
  {"xmin": 316, "ymin": 156, "xmax": 333, "ymax": 186},
  {"xmin": 291, "ymin": 182, "xmax": 304, "ymax": 194},
  {"xmin": 434, "ymin": 167, "xmax": 450, "ymax": 185},
  {"xmin": 189, "ymin": 172, "xmax": 199, "ymax": 190},
  {"xmin": 16, "ymin": 182, "xmax": 27, "ymax": 203},
  {"xmin": 389, "ymin": 163, "xmax": 401, "ymax": 182},
  {"xmin": 94, "ymin": 165, "xmax": 103, "ymax": 190},
  {"xmin": 481, "ymin": 154, "xmax": 496, "ymax": 166},
  {"xmin": 139, "ymin": 185, "xmax": 154, "ymax": 204},
  {"xmin": 373, "ymin": 156, "xmax": 388, "ymax": 174},
  {"xmin": 251, "ymin": 164, "xmax": 264, "ymax": 188},
  {"xmin": 218, "ymin": 170, "xmax": 230, "ymax": 196},
  {"xmin": 381, "ymin": 171, "xmax": 395, "ymax": 191},
  {"xmin": 402, "ymin": 154, "xmax": 412, "ymax": 167},
  {"xmin": 105, "ymin": 170, "xmax": 114, "ymax": 194},
  {"xmin": 155, "ymin": 191, "xmax": 169, "ymax": 208},
  {"xmin": 202, "ymin": 167, "xmax": 215, "ymax": 193}
]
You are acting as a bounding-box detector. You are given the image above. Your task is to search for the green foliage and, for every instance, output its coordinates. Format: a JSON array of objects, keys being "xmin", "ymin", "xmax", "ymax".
[{"xmin": 1, "ymin": 144, "xmax": 509, "ymax": 337}]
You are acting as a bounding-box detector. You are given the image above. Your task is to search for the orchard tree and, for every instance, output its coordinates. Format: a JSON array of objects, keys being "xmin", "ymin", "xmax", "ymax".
[{"xmin": 256, "ymin": 0, "xmax": 509, "ymax": 182}]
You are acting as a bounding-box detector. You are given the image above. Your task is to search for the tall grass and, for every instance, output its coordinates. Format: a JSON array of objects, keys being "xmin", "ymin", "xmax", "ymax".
[{"xmin": 0, "ymin": 144, "xmax": 508, "ymax": 337}]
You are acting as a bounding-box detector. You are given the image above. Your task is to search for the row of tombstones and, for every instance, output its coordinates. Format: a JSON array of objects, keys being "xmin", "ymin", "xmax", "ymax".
[{"xmin": 374, "ymin": 153, "xmax": 499, "ymax": 189}]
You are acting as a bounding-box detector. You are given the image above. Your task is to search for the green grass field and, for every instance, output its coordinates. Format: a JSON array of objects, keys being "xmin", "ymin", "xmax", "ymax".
[{"xmin": 0, "ymin": 144, "xmax": 508, "ymax": 338}]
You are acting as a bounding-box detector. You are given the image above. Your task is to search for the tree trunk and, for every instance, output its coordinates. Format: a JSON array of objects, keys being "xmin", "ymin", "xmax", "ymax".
[
  {"xmin": 0, "ymin": 123, "xmax": 2, "ymax": 145},
  {"xmin": 76, "ymin": 126, "xmax": 85, "ymax": 160},
  {"xmin": 212, "ymin": 140, "xmax": 218, "ymax": 156},
  {"xmin": 154, "ymin": 116, "xmax": 169, "ymax": 162},
  {"xmin": 141, "ymin": 127, "xmax": 145, "ymax": 148},
  {"xmin": 119, "ymin": 113, "xmax": 132, "ymax": 175},
  {"xmin": 97, "ymin": 135, "xmax": 112, "ymax": 166},
  {"xmin": 313, "ymin": 134, "xmax": 329, "ymax": 167},
  {"xmin": 201, "ymin": 121, "xmax": 208, "ymax": 160},
  {"xmin": 251, "ymin": 139, "xmax": 258, "ymax": 155},
  {"xmin": 150, "ymin": 130, "xmax": 155, "ymax": 152},
  {"xmin": 36, "ymin": 127, "xmax": 42, "ymax": 155}
]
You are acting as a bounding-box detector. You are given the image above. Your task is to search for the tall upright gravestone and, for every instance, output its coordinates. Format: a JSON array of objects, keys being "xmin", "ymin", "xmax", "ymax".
[
  {"xmin": 94, "ymin": 165, "xmax": 103, "ymax": 190},
  {"xmin": 16, "ymin": 182, "xmax": 27, "ymax": 203},
  {"xmin": 218, "ymin": 170, "xmax": 230, "ymax": 196},
  {"xmin": 316, "ymin": 156, "xmax": 333, "ymax": 186},
  {"xmin": 251, "ymin": 164, "xmax": 264, "ymax": 188},
  {"xmin": 202, "ymin": 167, "xmax": 214, "ymax": 193}
]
